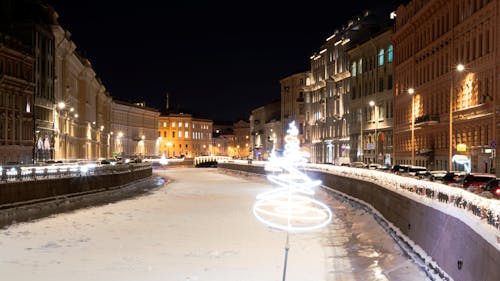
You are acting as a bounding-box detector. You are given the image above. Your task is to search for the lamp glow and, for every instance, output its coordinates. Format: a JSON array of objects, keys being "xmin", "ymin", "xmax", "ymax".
[{"xmin": 253, "ymin": 121, "xmax": 332, "ymax": 232}]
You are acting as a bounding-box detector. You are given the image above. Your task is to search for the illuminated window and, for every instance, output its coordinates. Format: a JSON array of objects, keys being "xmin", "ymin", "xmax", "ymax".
[
  {"xmin": 163, "ymin": 122, "xmax": 167, "ymax": 127},
  {"xmin": 378, "ymin": 49, "xmax": 385, "ymax": 66},
  {"xmin": 178, "ymin": 131, "xmax": 182, "ymax": 138},
  {"xmin": 178, "ymin": 122, "xmax": 182, "ymax": 128},
  {"xmin": 185, "ymin": 131, "xmax": 188, "ymax": 138},
  {"xmin": 185, "ymin": 122, "xmax": 188, "ymax": 128},
  {"xmin": 172, "ymin": 122, "xmax": 175, "ymax": 128},
  {"xmin": 387, "ymin": 45, "xmax": 393, "ymax": 63}
]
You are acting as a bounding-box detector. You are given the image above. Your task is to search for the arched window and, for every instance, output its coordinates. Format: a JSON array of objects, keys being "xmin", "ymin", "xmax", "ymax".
[
  {"xmin": 378, "ymin": 49, "xmax": 385, "ymax": 66},
  {"xmin": 387, "ymin": 45, "xmax": 394, "ymax": 63}
]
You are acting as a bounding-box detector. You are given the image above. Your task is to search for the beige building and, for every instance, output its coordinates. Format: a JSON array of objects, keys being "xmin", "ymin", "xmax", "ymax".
[
  {"xmin": 0, "ymin": 33, "xmax": 35, "ymax": 164},
  {"xmin": 348, "ymin": 29, "xmax": 394, "ymax": 165},
  {"xmin": 280, "ymin": 72, "xmax": 308, "ymax": 150},
  {"xmin": 393, "ymin": 0, "xmax": 499, "ymax": 173},
  {"xmin": 233, "ymin": 120, "xmax": 250, "ymax": 158},
  {"xmin": 52, "ymin": 25, "xmax": 113, "ymax": 161},
  {"xmin": 250, "ymin": 100, "xmax": 280, "ymax": 160},
  {"xmin": 157, "ymin": 114, "xmax": 212, "ymax": 158},
  {"xmin": 111, "ymin": 100, "xmax": 159, "ymax": 158}
]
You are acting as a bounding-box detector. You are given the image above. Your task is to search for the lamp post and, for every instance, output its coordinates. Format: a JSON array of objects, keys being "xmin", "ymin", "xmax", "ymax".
[
  {"xmin": 369, "ymin": 100, "xmax": 378, "ymax": 164},
  {"xmin": 408, "ymin": 88, "xmax": 415, "ymax": 166},
  {"xmin": 166, "ymin": 141, "xmax": 172, "ymax": 158},
  {"xmin": 449, "ymin": 64, "xmax": 465, "ymax": 171}
]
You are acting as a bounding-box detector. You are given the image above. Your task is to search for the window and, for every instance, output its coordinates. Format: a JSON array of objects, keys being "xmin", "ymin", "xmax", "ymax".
[
  {"xmin": 351, "ymin": 62, "xmax": 357, "ymax": 76},
  {"xmin": 164, "ymin": 131, "xmax": 167, "ymax": 137},
  {"xmin": 378, "ymin": 49, "xmax": 385, "ymax": 66},
  {"xmin": 185, "ymin": 131, "xmax": 189, "ymax": 138},
  {"xmin": 163, "ymin": 122, "xmax": 167, "ymax": 127},
  {"xmin": 172, "ymin": 122, "xmax": 176, "ymax": 128},
  {"xmin": 387, "ymin": 45, "xmax": 393, "ymax": 63},
  {"xmin": 388, "ymin": 75, "xmax": 393, "ymax": 89},
  {"xmin": 185, "ymin": 122, "xmax": 188, "ymax": 128},
  {"xmin": 379, "ymin": 78, "xmax": 384, "ymax": 92},
  {"xmin": 178, "ymin": 122, "xmax": 182, "ymax": 128},
  {"xmin": 178, "ymin": 131, "xmax": 182, "ymax": 138},
  {"xmin": 172, "ymin": 131, "xmax": 175, "ymax": 138},
  {"xmin": 358, "ymin": 59, "xmax": 363, "ymax": 74}
]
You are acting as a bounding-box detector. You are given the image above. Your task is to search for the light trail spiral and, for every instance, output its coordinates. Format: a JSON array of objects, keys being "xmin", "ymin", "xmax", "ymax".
[{"xmin": 253, "ymin": 121, "xmax": 332, "ymax": 232}]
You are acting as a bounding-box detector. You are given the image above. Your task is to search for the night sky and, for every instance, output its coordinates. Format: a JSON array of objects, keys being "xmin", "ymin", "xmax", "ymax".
[{"xmin": 44, "ymin": 0, "xmax": 403, "ymax": 122}]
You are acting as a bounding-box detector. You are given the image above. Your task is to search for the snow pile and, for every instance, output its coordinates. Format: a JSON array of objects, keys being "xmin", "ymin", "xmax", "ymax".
[{"xmin": 306, "ymin": 164, "xmax": 500, "ymax": 248}]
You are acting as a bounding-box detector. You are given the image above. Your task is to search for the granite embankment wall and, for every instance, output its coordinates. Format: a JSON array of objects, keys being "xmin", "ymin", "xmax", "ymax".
[
  {"xmin": 0, "ymin": 167, "xmax": 152, "ymax": 227},
  {"xmin": 218, "ymin": 163, "xmax": 500, "ymax": 281}
]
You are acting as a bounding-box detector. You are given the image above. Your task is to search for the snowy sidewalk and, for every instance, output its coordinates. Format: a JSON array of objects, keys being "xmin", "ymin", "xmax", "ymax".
[{"xmin": 0, "ymin": 168, "xmax": 428, "ymax": 281}]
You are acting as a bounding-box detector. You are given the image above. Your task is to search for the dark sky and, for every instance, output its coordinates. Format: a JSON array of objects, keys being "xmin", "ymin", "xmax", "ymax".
[{"xmin": 44, "ymin": 0, "xmax": 403, "ymax": 122}]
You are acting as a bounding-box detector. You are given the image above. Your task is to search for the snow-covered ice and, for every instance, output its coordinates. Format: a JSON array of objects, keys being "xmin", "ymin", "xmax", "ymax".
[{"xmin": 0, "ymin": 168, "xmax": 429, "ymax": 280}]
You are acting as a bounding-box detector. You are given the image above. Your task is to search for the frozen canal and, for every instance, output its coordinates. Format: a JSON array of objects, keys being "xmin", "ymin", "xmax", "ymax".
[{"xmin": 0, "ymin": 168, "xmax": 428, "ymax": 281}]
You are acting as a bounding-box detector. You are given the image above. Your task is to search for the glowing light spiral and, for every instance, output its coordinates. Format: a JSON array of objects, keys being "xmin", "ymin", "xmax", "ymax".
[{"xmin": 253, "ymin": 121, "xmax": 333, "ymax": 232}]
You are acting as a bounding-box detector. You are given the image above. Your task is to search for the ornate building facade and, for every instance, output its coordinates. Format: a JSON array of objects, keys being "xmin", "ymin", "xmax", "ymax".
[
  {"xmin": 393, "ymin": 0, "xmax": 498, "ymax": 173},
  {"xmin": 157, "ymin": 114, "xmax": 212, "ymax": 158},
  {"xmin": 111, "ymin": 101, "xmax": 159, "ymax": 158},
  {"xmin": 0, "ymin": 0, "xmax": 57, "ymax": 162},
  {"xmin": 0, "ymin": 33, "xmax": 35, "ymax": 164},
  {"xmin": 280, "ymin": 72, "xmax": 308, "ymax": 150},
  {"xmin": 348, "ymin": 29, "xmax": 394, "ymax": 165},
  {"xmin": 52, "ymin": 25, "xmax": 112, "ymax": 161}
]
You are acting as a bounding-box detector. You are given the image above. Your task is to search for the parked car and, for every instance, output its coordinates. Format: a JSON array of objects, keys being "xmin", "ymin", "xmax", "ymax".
[
  {"xmin": 391, "ymin": 164, "xmax": 411, "ymax": 174},
  {"xmin": 482, "ymin": 178, "xmax": 500, "ymax": 198},
  {"xmin": 350, "ymin": 162, "xmax": 367, "ymax": 168},
  {"xmin": 461, "ymin": 173, "xmax": 497, "ymax": 193},
  {"xmin": 430, "ymin": 171, "xmax": 466, "ymax": 186}
]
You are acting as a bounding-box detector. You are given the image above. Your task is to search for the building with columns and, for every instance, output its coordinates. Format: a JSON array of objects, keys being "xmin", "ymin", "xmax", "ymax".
[
  {"xmin": 393, "ymin": 0, "xmax": 499, "ymax": 173},
  {"xmin": 280, "ymin": 72, "xmax": 308, "ymax": 150},
  {"xmin": 157, "ymin": 113, "xmax": 212, "ymax": 158},
  {"xmin": 52, "ymin": 25, "xmax": 112, "ymax": 161},
  {"xmin": 110, "ymin": 100, "xmax": 159, "ymax": 158},
  {"xmin": 0, "ymin": 33, "xmax": 35, "ymax": 164},
  {"xmin": 348, "ymin": 28, "xmax": 394, "ymax": 165}
]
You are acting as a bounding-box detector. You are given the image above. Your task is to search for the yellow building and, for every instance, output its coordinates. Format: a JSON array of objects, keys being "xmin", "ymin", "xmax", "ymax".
[{"xmin": 157, "ymin": 114, "xmax": 212, "ymax": 158}]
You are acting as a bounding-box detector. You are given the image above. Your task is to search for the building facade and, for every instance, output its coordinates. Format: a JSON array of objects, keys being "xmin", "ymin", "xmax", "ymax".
[
  {"xmin": 304, "ymin": 26, "xmax": 353, "ymax": 165},
  {"xmin": 249, "ymin": 100, "xmax": 280, "ymax": 160},
  {"xmin": 280, "ymin": 72, "xmax": 308, "ymax": 150},
  {"xmin": 111, "ymin": 100, "xmax": 159, "ymax": 158},
  {"xmin": 393, "ymin": 0, "xmax": 499, "ymax": 173},
  {"xmin": 0, "ymin": 33, "xmax": 35, "ymax": 164},
  {"xmin": 348, "ymin": 29, "xmax": 394, "ymax": 165},
  {"xmin": 52, "ymin": 25, "xmax": 112, "ymax": 161},
  {"xmin": 157, "ymin": 114, "xmax": 212, "ymax": 158},
  {"xmin": 233, "ymin": 120, "xmax": 250, "ymax": 158},
  {"xmin": 0, "ymin": 0, "xmax": 57, "ymax": 162}
]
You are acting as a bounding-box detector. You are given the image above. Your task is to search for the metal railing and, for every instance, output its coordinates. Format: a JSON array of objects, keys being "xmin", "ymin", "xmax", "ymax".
[{"xmin": 0, "ymin": 162, "xmax": 152, "ymax": 183}]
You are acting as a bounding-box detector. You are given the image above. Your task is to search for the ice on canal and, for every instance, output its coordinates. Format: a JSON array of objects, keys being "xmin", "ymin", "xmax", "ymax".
[{"xmin": 0, "ymin": 168, "xmax": 429, "ymax": 281}]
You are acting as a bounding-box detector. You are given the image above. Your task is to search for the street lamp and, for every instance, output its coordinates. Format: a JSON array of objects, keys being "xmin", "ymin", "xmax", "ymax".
[
  {"xmin": 369, "ymin": 100, "xmax": 378, "ymax": 164},
  {"xmin": 408, "ymin": 88, "xmax": 415, "ymax": 166},
  {"xmin": 449, "ymin": 64, "xmax": 465, "ymax": 171}
]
